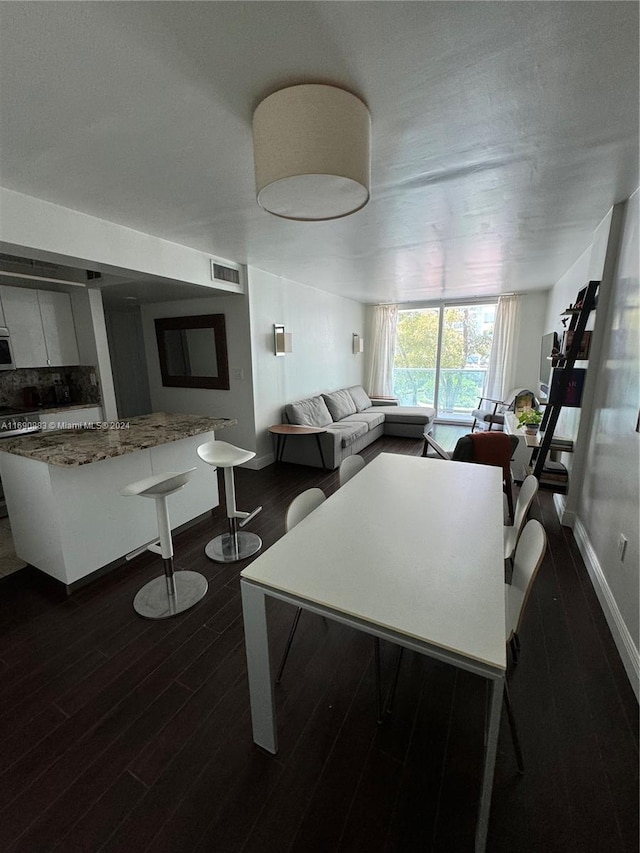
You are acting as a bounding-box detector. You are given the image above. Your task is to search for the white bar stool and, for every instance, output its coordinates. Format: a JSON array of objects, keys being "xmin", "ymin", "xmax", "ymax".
[
  {"xmin": 197, "ymin": 440, "xmax": 262, "ymax": 562},
  {"xmin": 120, "ymin": 468, "xmax": 208, "ymax": 619}
]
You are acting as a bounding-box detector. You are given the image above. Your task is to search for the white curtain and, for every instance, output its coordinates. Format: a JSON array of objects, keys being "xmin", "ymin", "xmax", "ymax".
[
  {"xmin": 365, "ymin": 304, "xmax": 398, "ymax": 396},
  {"xmin": 483, "ymin": 295, "xmax": 520, "ymax": 401}
]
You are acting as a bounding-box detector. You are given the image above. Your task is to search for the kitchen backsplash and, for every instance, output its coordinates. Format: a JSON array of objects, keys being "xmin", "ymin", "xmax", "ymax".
[{"xmin": 0, "ymin": 366, "xmax": 102, "ymax": 410}]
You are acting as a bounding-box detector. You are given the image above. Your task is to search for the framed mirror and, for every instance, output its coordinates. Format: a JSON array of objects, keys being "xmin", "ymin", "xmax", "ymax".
[{"xmin": 155, "ymin": 314, "xmax": 230, "ymax": 389}]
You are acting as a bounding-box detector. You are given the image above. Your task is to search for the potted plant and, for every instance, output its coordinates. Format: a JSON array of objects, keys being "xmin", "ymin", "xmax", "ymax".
[{"xmin": 517, "ymin": 409, "xmax": 543, "ymax": 434}]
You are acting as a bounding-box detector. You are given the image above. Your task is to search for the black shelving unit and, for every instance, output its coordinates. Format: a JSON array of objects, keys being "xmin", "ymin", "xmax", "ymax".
[{"xmin": 531, "ymin": 279, "xmax": 599, "ymax": 482}]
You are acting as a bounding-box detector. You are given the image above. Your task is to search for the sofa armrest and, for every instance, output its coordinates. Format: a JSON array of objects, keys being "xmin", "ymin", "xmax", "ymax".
[{"xmin": 369, "ymin": 396, "xmax": 399, "ymax": 407}]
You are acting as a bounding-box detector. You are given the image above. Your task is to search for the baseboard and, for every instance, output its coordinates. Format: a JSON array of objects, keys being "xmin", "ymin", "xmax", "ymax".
[
  {"xmin": 573, "ymin": 515, "xmax": 640, "ymax": 702},
  {"xmin": 553, "ymin": 492, "xmax": 576, "ymax": 527},
  {"xmin": 249, "ymin": 452, "xmax": 274, "ymax": 470}
]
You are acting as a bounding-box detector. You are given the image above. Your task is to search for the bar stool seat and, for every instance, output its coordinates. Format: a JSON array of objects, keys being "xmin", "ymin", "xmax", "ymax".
[
  {"xmin": 197, "ymin": 440, "xmax": 262, "ymax": 563},
  {"xmin": 121, "ymin": 468, "xmax": 208, "ymax": 619}
]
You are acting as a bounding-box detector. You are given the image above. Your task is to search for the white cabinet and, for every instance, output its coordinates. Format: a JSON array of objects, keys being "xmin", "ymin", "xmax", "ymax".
[
  {"xmin": 0, "ymin": 287, "xmax": 48, "ymax": 367},
  {"xmin": 36, "ymin": 291, "xmax": 80, "ymax": 366},
  {"xmin": 0, "ymin": 286, "xmax": 80, "ymax": 368},
  {"xmin": 0, "ymin": 431, "xmax": 217, "ymax": 585}
]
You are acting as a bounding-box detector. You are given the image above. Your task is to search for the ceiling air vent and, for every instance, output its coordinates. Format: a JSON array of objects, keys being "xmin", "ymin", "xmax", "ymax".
[
  {"xmin": 211, "ymin": 260, "xmax": 241, "ymax": 286},
  {"xmin": 0, "ymin": 253, "xmax": 91, "ymax": 286}
]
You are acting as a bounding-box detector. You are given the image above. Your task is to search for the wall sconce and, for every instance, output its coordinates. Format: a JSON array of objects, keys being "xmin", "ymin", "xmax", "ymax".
[
  {"xmin": 352, "ymin": 333, "xmax": 364, "ymax": 354},
  {"xmin": 274, "ymin": 323, "xmax": 293, "ymax": 356}
]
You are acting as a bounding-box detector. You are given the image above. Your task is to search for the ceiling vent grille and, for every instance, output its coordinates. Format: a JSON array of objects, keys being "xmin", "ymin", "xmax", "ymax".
[
  {"xmin": 0, "ymin": 252, "xmax": 97, "ymax": 284},
  {"xmin": 211, "ymin": 261, "xmax": 241, "ymax": 286}
]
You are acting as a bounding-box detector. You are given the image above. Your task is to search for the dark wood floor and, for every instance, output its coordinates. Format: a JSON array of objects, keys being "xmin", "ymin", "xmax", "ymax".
[{"xmin": 0, "ymin": 432, "xmax": 637, "ymax": 853}]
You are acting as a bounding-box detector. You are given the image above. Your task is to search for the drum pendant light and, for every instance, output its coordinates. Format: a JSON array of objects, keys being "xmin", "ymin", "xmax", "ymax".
[{"xmin": 252, "ymin": 84, "xmax": 371, "ymax": 221}]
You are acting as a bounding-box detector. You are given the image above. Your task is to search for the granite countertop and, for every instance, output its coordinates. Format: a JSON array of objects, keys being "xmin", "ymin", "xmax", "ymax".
[{"xmin": 0, "ymin": 412, "xmax": 236, "ymax": 467}]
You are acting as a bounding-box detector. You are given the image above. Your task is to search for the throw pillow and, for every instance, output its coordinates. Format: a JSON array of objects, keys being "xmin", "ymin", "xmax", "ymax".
[
  {"xmin": 285, "ymin": 396, "xmax": 333, "ymax": 428},
  {"xmin": 346, "ymin": 385, "xmax": 372, "ymax": 412},
  {"xmin": 323, "ymin": 389, "xmax": 357, "ymax": 421}
]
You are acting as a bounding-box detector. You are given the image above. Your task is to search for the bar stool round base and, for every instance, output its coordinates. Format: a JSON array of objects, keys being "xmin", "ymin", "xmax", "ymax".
[
  {"xmin": 205, "ymin": 531, "xmax": 262, "ymax": 563},
  {"xmin": 133, "ymin": 571, "xmax": 208, "ymax": 620}
]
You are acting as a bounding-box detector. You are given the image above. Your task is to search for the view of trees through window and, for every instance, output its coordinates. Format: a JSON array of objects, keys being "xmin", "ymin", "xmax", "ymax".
[{"xmin": 393, "ymin": 303, "xmax": 496, "ymax": 419}]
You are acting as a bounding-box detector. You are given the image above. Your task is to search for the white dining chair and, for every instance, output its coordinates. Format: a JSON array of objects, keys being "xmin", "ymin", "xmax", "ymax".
[
  {"xmin": 339, "ymin": 454, "xmax": 365, "ymax": 486},
  {"xmin": 504, "ymin": 475, "xmax": 539, "ymax": 562},
  {"xmin": 506, "ymin": 518, "xmax": 546, "ymax": 663},
  {"xmin": 275, "ymin": 488, "xmax": 327, "ymax": 684},
  {"xmin": 383, "ymin": 517, "xmax": 547, "ymax": 773},
  {"xmin": 502, "ymin": 518, "xmax": 547, "ymax": 771}
]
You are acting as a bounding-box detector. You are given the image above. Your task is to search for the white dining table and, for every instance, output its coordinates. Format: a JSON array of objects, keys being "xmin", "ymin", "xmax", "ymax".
[{"xmin": 240, "ymin": 452, "xmax": 506, "ymax": 853}]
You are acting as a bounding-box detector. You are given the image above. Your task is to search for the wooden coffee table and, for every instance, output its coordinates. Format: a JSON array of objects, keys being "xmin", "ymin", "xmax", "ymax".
[{"xmin": 268, "ymin": 424, "xmax": 327, "ymax": 469}]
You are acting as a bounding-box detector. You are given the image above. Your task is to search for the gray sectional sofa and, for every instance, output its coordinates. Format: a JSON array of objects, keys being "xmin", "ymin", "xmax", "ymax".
[{"xmin": 278, "ymin": 385, "xmax": 435, "ymax": 469}]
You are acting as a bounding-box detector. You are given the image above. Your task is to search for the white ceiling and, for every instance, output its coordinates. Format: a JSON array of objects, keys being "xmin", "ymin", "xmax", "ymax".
[{"xmin": 0, "ymin": 2, "xmax": 638, "ymax": 305}]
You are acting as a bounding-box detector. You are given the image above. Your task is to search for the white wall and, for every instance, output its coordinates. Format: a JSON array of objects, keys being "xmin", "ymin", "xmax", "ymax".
[
  {"xmin": 247, "ymin": 267, "xmax": 367, "ymax": 467},
  {"xmin": 141, "ymin": 291, "xmax": 255, "ymax": 452},
  {"xmin": 543, "ymin": 246, "xmax": 592, "ymax": 336},
  {"xmin": 574, "ymin": 190, "xmax": 639, "ymax": 693},
  {"xmin": 0, "ymin": 188, "xmax": 242, "ymax": 293},
  {"xmin": 70, "ymin": 289, "xmax": 118, "ymax": 420},
  {"xmin": 511, "ymin": 291, "xmax": 549, "ymax": 393},
  {"xmin": 545, "ymin": 193, "xmax": 639, "ymax": 696}
]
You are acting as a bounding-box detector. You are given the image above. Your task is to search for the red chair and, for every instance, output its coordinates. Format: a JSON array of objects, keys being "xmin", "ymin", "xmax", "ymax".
[{"xmin": 452, "ymin": 431, "xmax": 519, "ymax": 521}]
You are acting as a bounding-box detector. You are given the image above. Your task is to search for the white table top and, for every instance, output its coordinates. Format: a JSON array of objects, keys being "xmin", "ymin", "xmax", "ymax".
[{"xmin": 241, "ymin": 453, "xmax": 506, "ymax": 672}]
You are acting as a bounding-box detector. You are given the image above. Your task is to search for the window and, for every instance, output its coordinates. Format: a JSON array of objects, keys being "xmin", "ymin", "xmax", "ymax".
[{"xmin": 393, "ymin": 302, "xmax": 496, "ymax": 421}]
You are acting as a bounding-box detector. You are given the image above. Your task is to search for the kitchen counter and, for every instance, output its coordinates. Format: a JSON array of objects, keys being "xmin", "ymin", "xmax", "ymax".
[
  {"xmin": 0, "ymin": 412, "xmax": 235, "ymax": 587},
  {"xmin": 1, "ymin": 412, "xmax": 236, "ymax": 467}
]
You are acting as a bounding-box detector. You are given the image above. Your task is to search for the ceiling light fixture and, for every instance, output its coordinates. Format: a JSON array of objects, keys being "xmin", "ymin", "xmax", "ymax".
[{"xmin": 252, "ymin": 84, "xmax": 371, "ymax": 221}]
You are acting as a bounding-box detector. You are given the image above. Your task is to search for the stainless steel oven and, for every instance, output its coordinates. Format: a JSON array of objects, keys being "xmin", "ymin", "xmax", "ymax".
[
  {"xmin": 0, "ymin": 409, "xmax": 41, "ymax": 517},
  {"xmin": 0, "ymin": 328, "xmax": 16, "ymax": 370}
]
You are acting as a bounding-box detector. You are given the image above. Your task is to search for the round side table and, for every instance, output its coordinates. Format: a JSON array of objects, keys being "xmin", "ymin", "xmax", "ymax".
[{"xmin": 268, "ymin": 424, "xmax": 327, "ymax": 470}]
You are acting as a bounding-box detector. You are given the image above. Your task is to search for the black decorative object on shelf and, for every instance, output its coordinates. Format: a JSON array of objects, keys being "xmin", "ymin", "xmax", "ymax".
[{"xmin": 549, "ymin": 367, "xmax": 586, "ymax": 408}]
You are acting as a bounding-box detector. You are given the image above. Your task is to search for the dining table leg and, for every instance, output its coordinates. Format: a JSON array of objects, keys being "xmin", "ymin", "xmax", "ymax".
[
  {"xmin": 240, "ymin": 579, "xmax": 278, "ymax": 754},
  {"xmin": 475, "ymin": 674, "xmax": 503, "ymax": 852}
]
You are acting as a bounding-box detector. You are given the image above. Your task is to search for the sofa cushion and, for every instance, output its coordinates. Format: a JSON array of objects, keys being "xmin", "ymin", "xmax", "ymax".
[
  {"xmin": 326, "ymin": 420, "xmax": 368, "ymax": 447},
  {"xmin": 346, "ymin": 385, "xmax": 373, "ymax": 413},
  {"xmin": 323, "ymin": 389, "xmax": 357, "ymax": 421},
  {"xmin": 373, "ymin": 405, "xmax": 435, "ymax": 425},
  {"xmin": 347, "ymin": 411, "xmax": 386, "ymax": 430},
  {"xmin": 285, "ymin": 395, "xmax": 333, "ymax": 428},
  {"xmin": 471, "ymin": 408, "xmax": 505, "ymax": 426}
]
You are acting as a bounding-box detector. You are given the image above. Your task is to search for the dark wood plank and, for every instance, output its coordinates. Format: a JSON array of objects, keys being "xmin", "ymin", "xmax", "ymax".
[
  {"xmin": 7, "ymin": 681, "xmax": 190, "ymax": 853},
  {"xmin": 0, "ymin": 430, "xmax": 634, "ymax": 853},
  {"xmin": 238, "ymin": 629, "xmax": 374, "ymax": 853},
  {"xmin": 337, "ymin": 746, "xmax": 403, "ymax": 853},
  {"xmin": 97, "ymin": 677, "xmax": 254, "ymax": 853},
  {"xmin": 50, "ymin": 771, "xmax": 147, "ymax": 853}
]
